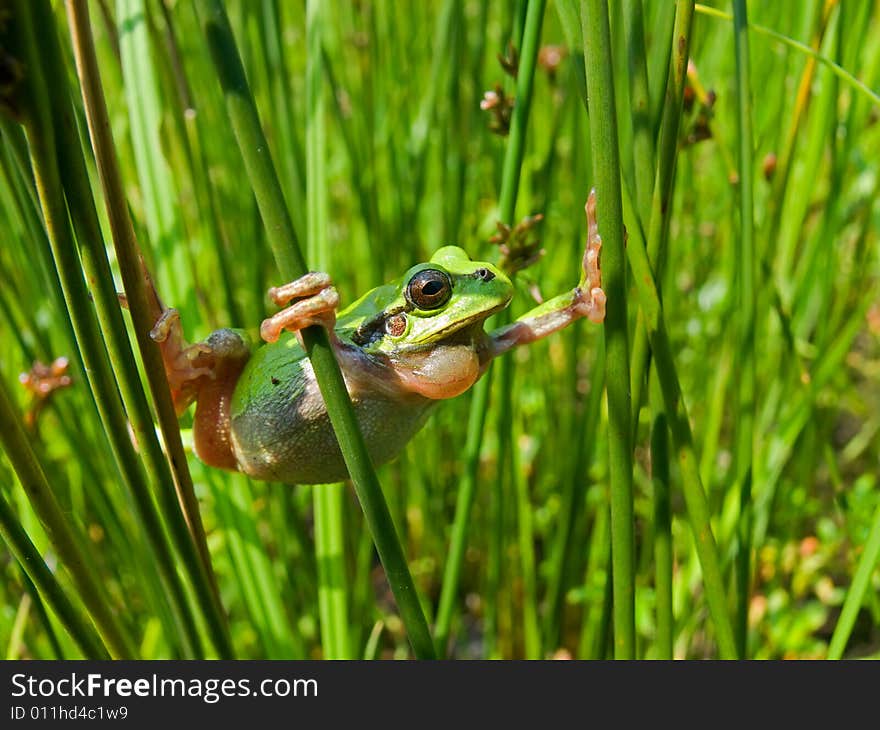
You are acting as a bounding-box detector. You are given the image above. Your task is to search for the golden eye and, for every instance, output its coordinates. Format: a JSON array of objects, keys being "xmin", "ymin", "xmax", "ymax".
[
  {"xmin": 385, "ymin": 313, "xmax": 407, "ymax": 337},
  {"xmin": 405, "ymin": 269, "xmax": 452, "ymax": 310}
]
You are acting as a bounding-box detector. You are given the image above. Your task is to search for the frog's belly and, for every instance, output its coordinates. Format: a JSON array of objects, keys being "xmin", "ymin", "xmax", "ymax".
[{"xmin": 229, "ymin": 361, "xmax": 434, "ymax": 484}]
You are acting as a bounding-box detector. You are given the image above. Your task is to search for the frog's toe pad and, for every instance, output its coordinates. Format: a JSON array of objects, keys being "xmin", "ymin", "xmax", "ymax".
[
  {"xmin": 268, "ymin": 272, "xmax": 334, "ymax": 307},
  {"xmin": 582, "ymin": 189, "xmax": 602, "ymax": 290},
  {"xmin": 579, "ymin": 189, "xmax": 605, "ymax": 323},
  {"xmin": 260, "ymin": 286, "xmax": 340, "ymax": 343},
  {"xmin": 586, "ymin": 286, "xmax": 606, "ymax": 324}
]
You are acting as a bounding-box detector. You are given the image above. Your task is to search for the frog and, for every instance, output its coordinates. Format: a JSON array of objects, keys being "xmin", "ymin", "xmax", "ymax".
[{"xmin": 151, "ymin": 193, "xmax": 606, "ymax": 484}]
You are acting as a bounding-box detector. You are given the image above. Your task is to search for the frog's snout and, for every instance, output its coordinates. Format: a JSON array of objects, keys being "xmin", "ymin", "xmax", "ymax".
[{"xmin": 474, "ymin": 267, "xmax": 496, "ymax": 282}]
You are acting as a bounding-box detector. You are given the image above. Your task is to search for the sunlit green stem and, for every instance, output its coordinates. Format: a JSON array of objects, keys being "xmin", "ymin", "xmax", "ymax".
[
  {"xmin": 624, "ymin": 0, "xmax": 655, "ymax": 222},
  {"xmin": 732, "ymin": 0, "xmax": 756, "ymax": 660},
  {"xmin": 433, "ymin": 380, "xmax": 491, "ymax": 656},
  {"xmin": 0, "ymin": 374, "xmax": 127, "ymax": 658},
  {"xmin": 582, "ymin": 0, "xmax": 634, "ymax": 659},
  {"xmin": 433, "ymin": 0, "xmax": 546, "ymax": 658},
  {"xmin": 629, "ymin": 0, "xmax": 693, "ymax": 432},
  {"xmin": 621, "ymin": 179, "xmax": 738, "ymax": 660},
  {"xmin": 196, "ymin": 0, "xmax": 434, "ymax": 659},
  {"xmin": 11, "ymin": 0, "xmax": 201, "ymax": 658},
  {"xmin": 650, "ymin": 407, "xmax": 672, "ymax": 659},
  {"xmin": 63, "ymin": 0, "xmax": 231, "ymax": 658},
  {"xmin": 827, "ymin": 499, "xmax": 880, "ymax": 659},
  {"xmin": 0, "ymin": 387, "xmax": 110, "ymax": 659},
  {"xmin": 307, "ymin": 0, "xmax": 352, "ymax": 662}
]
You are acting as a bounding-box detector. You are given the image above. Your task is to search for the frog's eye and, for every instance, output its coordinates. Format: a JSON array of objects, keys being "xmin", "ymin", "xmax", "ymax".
[
  {"xmin": 405, "ymin": 269, "xmax": 452, "ymax": 310},
  {"xmin": 385, "ymin": 313, "xmax": 407, "ymax": 337}
]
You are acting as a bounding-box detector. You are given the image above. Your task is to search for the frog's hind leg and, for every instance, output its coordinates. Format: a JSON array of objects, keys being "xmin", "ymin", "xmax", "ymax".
[
  {"xmin": 260, "ymin": 272, "xmax": 340, "ymax": 344},
  {"xmin": 151, "ymin": 311, "xmax": 251, "ymax": 468},
  {"xmin": 150, "ymin": 308, "xmax": 215, "ymax": 414}
]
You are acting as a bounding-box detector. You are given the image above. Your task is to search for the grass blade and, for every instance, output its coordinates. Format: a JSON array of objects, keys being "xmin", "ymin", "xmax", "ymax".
[{"xmin": 581, "ymin": 0, "xmax": 635, "ymax": 660}]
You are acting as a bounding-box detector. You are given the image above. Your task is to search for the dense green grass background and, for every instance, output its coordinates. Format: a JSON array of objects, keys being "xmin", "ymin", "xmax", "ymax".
[{"xmin": 0, "ymin": 0, "xmax": 878, "ymax": 659}]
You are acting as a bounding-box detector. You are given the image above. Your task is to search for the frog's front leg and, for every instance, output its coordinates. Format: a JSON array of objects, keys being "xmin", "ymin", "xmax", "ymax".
[
  {"xmin": 486, "ymin": 191, "xmax": 606, "ymax": 360},
  {"xmin": 260, "ymin": 272, "xmax": 340, "ymax": 344}
]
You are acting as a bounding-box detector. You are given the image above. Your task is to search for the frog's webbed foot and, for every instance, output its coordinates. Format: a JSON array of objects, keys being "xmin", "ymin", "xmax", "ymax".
[
  {"xmin": 150, "ymin": 308, "xmax": 214, "ymax": 413},
  {"xmin": 260, "ymin": 272, "xmax": 340, "ymax": 344},
  {"xmin": 486, "ymin": 189, "xmax": 606, "ymax": 360}
]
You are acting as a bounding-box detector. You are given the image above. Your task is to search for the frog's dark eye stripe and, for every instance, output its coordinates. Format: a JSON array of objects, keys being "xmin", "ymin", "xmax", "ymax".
[
  {"xmin": 405, "ymin": 269, "xmax": 452, "ymax": 310},
  {"xmin": 351, "ymin": 306, "xmax": 408, "ymax": 345}
]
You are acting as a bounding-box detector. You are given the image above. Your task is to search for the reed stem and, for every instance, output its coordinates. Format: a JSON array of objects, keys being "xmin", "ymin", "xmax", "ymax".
[
  {"xmin": 196, "ymin": 0, "xmax": 435, "ymax": 658},
  {"xmin": 63, "ymin": 0, "xmax": 231, "ymax": 658},
  {"xmin": 0, "ymin": 374, "xmax": 129, "ymax": 658},
  {"xmin": 581, "ymin": 0, "xmax": 635, "ymax": 659},
  {"xmin": 433, "ymin": 0, "xmax": 546, "ymax": 657},
  {"xmin": 732, "ymin": 0, "xmax": 756, "ymax": 660}
]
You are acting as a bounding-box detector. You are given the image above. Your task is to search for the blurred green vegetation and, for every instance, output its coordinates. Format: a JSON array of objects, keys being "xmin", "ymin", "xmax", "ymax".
[{"xmin": 0, "ymin": 0, "xmax": 878, "ymax": 659}]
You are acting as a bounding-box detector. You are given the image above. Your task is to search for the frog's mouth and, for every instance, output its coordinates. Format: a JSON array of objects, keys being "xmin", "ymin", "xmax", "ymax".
[{"xmin": 410, "ymin": 295, "xmax": 511, "ymax": 345}]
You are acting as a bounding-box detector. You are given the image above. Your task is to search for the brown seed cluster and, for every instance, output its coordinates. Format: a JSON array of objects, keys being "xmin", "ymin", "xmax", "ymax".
[
  {"xmin": 490, "ymin": 213, "xmax": 545, "ymax": 276},
  {"xmin": 19, "ymin": 357, "xmax": 73, "ymax": 430}
]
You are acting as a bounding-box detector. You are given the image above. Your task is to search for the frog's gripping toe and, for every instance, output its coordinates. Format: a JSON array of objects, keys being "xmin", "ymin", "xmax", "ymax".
[
  {"xmin": 260, "ymin": 272, "xmax": 340, "ymax": 344},
  {"xmin": 580, "ymin": 189, "xmax": 606, "ymax": 324}
]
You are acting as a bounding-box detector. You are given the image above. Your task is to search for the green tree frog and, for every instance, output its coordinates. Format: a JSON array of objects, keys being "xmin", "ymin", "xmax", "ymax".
[{"xmin": 152, "ymin": 194, "xmax": 605, "ymax": 484}]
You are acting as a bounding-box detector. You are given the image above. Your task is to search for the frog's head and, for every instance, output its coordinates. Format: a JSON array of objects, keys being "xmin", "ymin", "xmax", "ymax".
[
  {"xmin": 337, "ymin": 246, "xmax": 511, "ymax": 399},
  {"xmin": 341, "ymin": 245, "xmax": 512, "ymax": 357}
]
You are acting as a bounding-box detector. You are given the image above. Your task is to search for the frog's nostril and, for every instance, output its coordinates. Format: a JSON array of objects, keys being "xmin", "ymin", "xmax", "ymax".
[{"xmin": 476, "ymin": 268, "xmax": 495, "ymax": 282}]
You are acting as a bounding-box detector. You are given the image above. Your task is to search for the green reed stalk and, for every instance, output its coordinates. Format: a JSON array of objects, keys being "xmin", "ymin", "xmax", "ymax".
[
  {"xmin": 624, "ymin": 0, "xmax": 654, "ymax": 222},
  {"xmin": 9, "ymin": 0, "xmax": 204, "ymax": 657},
  {"xmin": 623, "ymin": 0, "xmax": 659, "ymax": 446},
  {"xmin": 827, "ymin": 499, "xmax": 880, "ymax": 659},
  {"xmin": 732, "ymin": 0, "xmax": 755, "ymax": 660},
  {"xmin": 433, "ymin": 0, "xmax": 545, "ymax": 658},
  {"xmin": 577, "ymin": 504, "xmax": 612, "ymax": 658},
  {"xmin": 260, "ymin": 0, "xmax": 307, "ymax": 241},
  {"xmin": 513, "ymin": 442, "xmax": 540, "ymax": 658},
  {"xmin": 582, "ymin": 0, "xmax": 634, "ymax": 659},
  {"xmin": 196, "ymin": 0, "xmax": 434, "ymax": 659},
  {"xmin": 157, "ymin": 0, "xmax": 243, "ymax": 329},
  {"xmin": 405, "ymin": 0, "xmax": 457, "ymax": 227},
  {"xmin": 433, "ymin": 381, "xmax": 491, "ymax": 655},
  {"xmin": 488, "ymin": 0, "xmax": 545, "ymax": 657},
  {"xmin": 306, "ymin": 0, "xmax": 352, "ymax": 661},
  {"xmin": 615, "ymin": 0, "xmax": 737, "ymax": 656},
  {"xmin": 314, "ymin": 487, "xmax": 350, "ymax": 658},
  {"xmin": 219, "ymin": 474, "xmax": 301, "ymax": 658},
  {"xmin": 0, "ymin": 377, "xmax": 127, "ymax": 658},
  {"xmin": 15, "ymin": 571, "xmax": 66, "ymax": 659},
  {"xmin": 485, "ymin": 393, "xmax": 505, "ymax": 657},
  {"xmin": 620, "ymin": 178, "xmax": 737, "ymax": 660},
  {"xmin": 694, "ymin": 4, "xmax": 880, "ymax": 108},
  {"xmin": 628, "ymin": 0, "xmax": 692, "ymax": 429},
  {"xmin": 63, "ymin": 0, "xmax": 231, "ymax": 658},
  {"xmin": 542, "ymin": 337, "xmax": 605, "ymax": 649},
  {"xmin": 650, "ymin": 409, "xmax": 672, "ymax": 659},
  {"xmin": 117, "ymin": 0, "xmax": 187, "ymax": 308},
  {"xmin": 0, "ymin": 437, "xmax": 106, "ymax": 658},
  {"xmin": 497, "ymin": 0, "xmax": 545, "ymax": 224}
]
